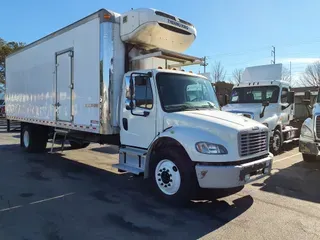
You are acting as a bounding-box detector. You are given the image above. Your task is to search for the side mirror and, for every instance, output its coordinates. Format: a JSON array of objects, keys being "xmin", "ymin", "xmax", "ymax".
[
  {"xmin": 262, "ymin": 101, "xmax": 270, "ymax": 107},
  {"xmin": 129, "ymin": 76, "xmax": 135, "ymax": 108},
  {"xmin": 287, "ymin": 91, "xmax": 295, "ymax": 104},
  {"xmin": 224, "ymin": 94, "xmax": 229, "ymax": 104}
]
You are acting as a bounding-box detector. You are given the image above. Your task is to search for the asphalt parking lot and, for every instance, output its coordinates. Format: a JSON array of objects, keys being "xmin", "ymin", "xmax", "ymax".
[{"xmin": 0, "ymin": 119, "xmax": 320, "ymax": 240}]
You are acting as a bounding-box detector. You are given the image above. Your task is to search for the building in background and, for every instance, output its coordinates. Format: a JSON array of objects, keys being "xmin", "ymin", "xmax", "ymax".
[{"xmin": 212, "ymin": 81, "xmax": 234, "ymax": 106}]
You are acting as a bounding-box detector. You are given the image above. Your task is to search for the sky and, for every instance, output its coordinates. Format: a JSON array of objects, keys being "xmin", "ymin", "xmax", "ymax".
[{"xmin": 1, "ymin": 0, "xmax": 320, "ymax": 86}]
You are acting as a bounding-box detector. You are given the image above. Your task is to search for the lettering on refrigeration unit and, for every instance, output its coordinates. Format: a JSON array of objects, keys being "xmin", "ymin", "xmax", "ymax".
[{"xmin": 167, "ymin": 19, "xmax": 189, "ymax": 30}]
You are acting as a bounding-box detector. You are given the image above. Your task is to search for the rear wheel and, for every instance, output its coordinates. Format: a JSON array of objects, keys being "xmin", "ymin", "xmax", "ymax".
[
  {"xmin": 149, "ymin": 147, "xmax": 198, "ymax": 206},
  {"xmin": 302, "ymin": 153, "xmax": 317, "ymax": 162},
  {"xmin": 21, "ymin": 124, "xmax": 48, "ymax": 153}
]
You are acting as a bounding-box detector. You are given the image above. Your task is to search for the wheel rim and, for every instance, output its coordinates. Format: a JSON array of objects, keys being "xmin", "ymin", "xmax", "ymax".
[
  {"xmin": 155, "ymin": 159, "xmax": 181, "ymax": 195},
  {"xmin": 272, "ymin": 134, "xmax": 280, "ymax": 152},
  {"xmin": 23, "ymin": 130, "xmax": 30, "ymax": 148}
]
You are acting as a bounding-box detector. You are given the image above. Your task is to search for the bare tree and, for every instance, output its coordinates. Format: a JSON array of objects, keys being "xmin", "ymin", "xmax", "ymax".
[
  {"xmin": 282, "ymin": 66, "xmax": 291, "ymax": 83},
  {"xmin": 232, "ymin": 68, "xmax": 243, "ymax": 84},
  {"xmin": 0, "ymin": 38, "xmax": 25, "ymax": 85},
  {"xmin": 300, "ymin": 61, "xmax": 320, "ymax": 86},
  {"xmin": 211, "ymin": 61, "xmax": 226, "ymax": 82}
]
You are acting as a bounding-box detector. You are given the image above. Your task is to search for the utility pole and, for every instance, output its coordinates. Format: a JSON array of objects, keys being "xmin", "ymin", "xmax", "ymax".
[
  {"xmin": 271, "ymin": 46, "xmax": 275, "ymax": 64},
  {"xmin": 201, "ymin": 56, "xmax": 209, "ymax": 72},
  {"xmin": 290, "ymin": 61, "xmax": 292, "ymax": 83}
]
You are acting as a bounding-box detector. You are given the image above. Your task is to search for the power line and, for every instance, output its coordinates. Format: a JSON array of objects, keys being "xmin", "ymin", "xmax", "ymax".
[{"xmin": 207, "ymin": 47, "xmax": 270, "ymax": 58}]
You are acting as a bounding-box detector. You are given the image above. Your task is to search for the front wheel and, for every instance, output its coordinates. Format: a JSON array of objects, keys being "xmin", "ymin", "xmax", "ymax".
[
  {"xmin": 149, "ymin": 147, "xmax": 198, "ymax": 206},
  {"xmin": 271, "ymin": 130, "xmax": 282, "ymax": 155},
  {"xmin": 302, "ymin": 153, "xmax": 317, "ymax": 162}
]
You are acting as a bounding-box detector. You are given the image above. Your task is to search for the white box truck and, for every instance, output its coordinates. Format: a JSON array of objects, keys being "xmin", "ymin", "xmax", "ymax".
[
  {"xmin": 5, "ymin": 8, "xmax": 273, "ymax": 204},
  {"xmin": 222, "ymin": 64, "xmax": 298, "ymax": 155}
]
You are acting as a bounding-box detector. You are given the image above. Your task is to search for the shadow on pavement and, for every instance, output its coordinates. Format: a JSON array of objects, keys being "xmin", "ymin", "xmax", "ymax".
[
  {"xmin": 255, "ymin": 160, "xmax": 320, "ymax": 203},
  {"xmin": 90, "ymin": 145, "xmax": 119, "ymax": 154},
  {"xmin": 0, "ymin": 140, "xmax": 253, "ymax": 239}
]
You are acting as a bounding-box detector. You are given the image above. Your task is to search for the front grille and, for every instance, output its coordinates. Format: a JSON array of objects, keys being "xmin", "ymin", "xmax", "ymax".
[
  {"xmin": 239, "ymin": 131, "xmax": 268, "ymax": 157},
  {"xmin": 316, "ymin": 115, "xmax": 320, "ymax": 138}
]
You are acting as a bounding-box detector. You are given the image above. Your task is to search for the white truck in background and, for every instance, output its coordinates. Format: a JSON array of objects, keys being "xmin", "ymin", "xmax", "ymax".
[
  {"xmin": 299, "ymin": 90, "xmax": 320, "ymax": 162},
  {"xmin": 222, "ymin": 64, "xmax": 297, "ymax": 155},
  {"xmin": 5, "ymin": 8, "xmax": 273, "ymax": 204}
]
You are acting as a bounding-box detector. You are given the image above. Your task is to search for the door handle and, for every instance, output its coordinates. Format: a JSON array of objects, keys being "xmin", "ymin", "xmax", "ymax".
[{"xmin": 123, "ymin": 118, "xmax": 128, "ymax": 131}]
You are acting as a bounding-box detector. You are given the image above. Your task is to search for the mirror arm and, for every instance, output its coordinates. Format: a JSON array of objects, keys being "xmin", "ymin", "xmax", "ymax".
[{"xmin": 260, "ymin": 106, "xmax": 267, "ymax": 118}]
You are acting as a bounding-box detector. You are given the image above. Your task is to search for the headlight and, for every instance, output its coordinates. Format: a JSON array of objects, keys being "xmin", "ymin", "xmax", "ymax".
[
  {"xmin": 262, "ymin": 122, "xmax": 268, "ymax": 127},
  {"xmin": 195, "ymin": 142, "xmax": 228, "ymax": 155},
  {"xmin": 301, "ymin": 125, "xmax": 313, "ymax": 137}
]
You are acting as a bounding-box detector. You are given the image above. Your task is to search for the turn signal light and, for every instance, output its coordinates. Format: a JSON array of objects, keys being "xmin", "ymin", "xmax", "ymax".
[{"xmin": 104, "ymin": 14, "xmax": 111, "ymax": 19}]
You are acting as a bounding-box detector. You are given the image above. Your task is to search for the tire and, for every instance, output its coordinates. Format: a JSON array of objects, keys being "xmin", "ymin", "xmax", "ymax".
[
  {"xmin": 149, "ymin": 147, "xmax": 198, "ymax": 206},
  {"xmin": 302, "ymin": 153, "xmax": 317, "ymax": 162},
  {"xmin": 271, "ymin": 129, "xmax": 282, "ymax": 155},
  {"xmin": 69, "ymin": 140, "xmax": 90, "ymax": 149},
  {"xmin": 22, "ymin": 124, "xmax": 48, "ymax": 153}
]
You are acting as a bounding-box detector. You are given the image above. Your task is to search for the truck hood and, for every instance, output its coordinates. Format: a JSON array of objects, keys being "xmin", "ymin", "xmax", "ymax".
[
  {"xmin": 163, "ymin": 109, "xmax": 268, "ymax": 139},
  {"xmin": 222, "ymin": 103, "xmax": 280, "ymax": 124},
  {"xmin": 222, "ymin": 103, "xmax": 262, "ymax": 119}
]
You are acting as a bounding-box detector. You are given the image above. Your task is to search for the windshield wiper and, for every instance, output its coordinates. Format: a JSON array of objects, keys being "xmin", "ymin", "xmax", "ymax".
[
  {"xmin": 165, "ymin": 104, "xmax": 195, "ymax": 112},
  {"xmin": 195, "ymin": 102, "xmax": 216, "ymax": 109},
  {"xmin": 207, "ymin": 101, "xmax": 216, "ymax": 108}
]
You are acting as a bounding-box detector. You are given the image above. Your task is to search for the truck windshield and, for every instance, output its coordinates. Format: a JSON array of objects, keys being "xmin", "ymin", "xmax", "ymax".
[
  {"xmin": 230, "ymin": 86, "xmax": 279, "ymax": 104},
  {"xmin": 156, "ymin": 72, "xmax": 220, "ymax": 112}
]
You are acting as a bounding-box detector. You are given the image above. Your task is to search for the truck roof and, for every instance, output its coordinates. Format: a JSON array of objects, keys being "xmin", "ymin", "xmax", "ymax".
[
  {"xmin": 6, "ymin": 8, "xmax": 119, "ymax": 59},
  {"xmin": 233, "ymin": 79, "xmax": 290, "ymax": 88},
  {"xmin": 242, "ymin": 63, "xmax": 283, "ymax": 82},
  {"xmin": 127, "ymin": 68, "xmax": 208, "ymax": 79}
]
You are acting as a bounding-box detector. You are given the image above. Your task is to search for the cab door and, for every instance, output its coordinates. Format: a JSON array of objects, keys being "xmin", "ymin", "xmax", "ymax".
[
  {"xmin": 120, "ymin": 72, "xmax": 157, "ymax": 149},
  {"xmin": 280, "ymin": 86, "xmax": 293, "ymax": 124}
]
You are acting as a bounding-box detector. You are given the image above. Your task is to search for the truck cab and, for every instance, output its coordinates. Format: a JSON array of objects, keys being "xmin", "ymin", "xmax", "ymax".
[
  {"xmin": 299, "ymin": 90, "xmax": 320, "ymax": 162},
  {"xmin": 117, "ymin": 66, "xmax": 273, "ymax": 203},
  {"xmin": 222, "ymin": 64, "xmax": 296, "ymax": 155}
]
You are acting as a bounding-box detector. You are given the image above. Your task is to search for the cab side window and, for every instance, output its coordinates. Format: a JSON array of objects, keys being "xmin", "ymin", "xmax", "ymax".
[
  {"xmin": 281, "ymin": 88, "xmax": 288, "ymax": 103},
  {"xmin": 134, "ymin": 76, "xmax": 153, "ymax": 109}
]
